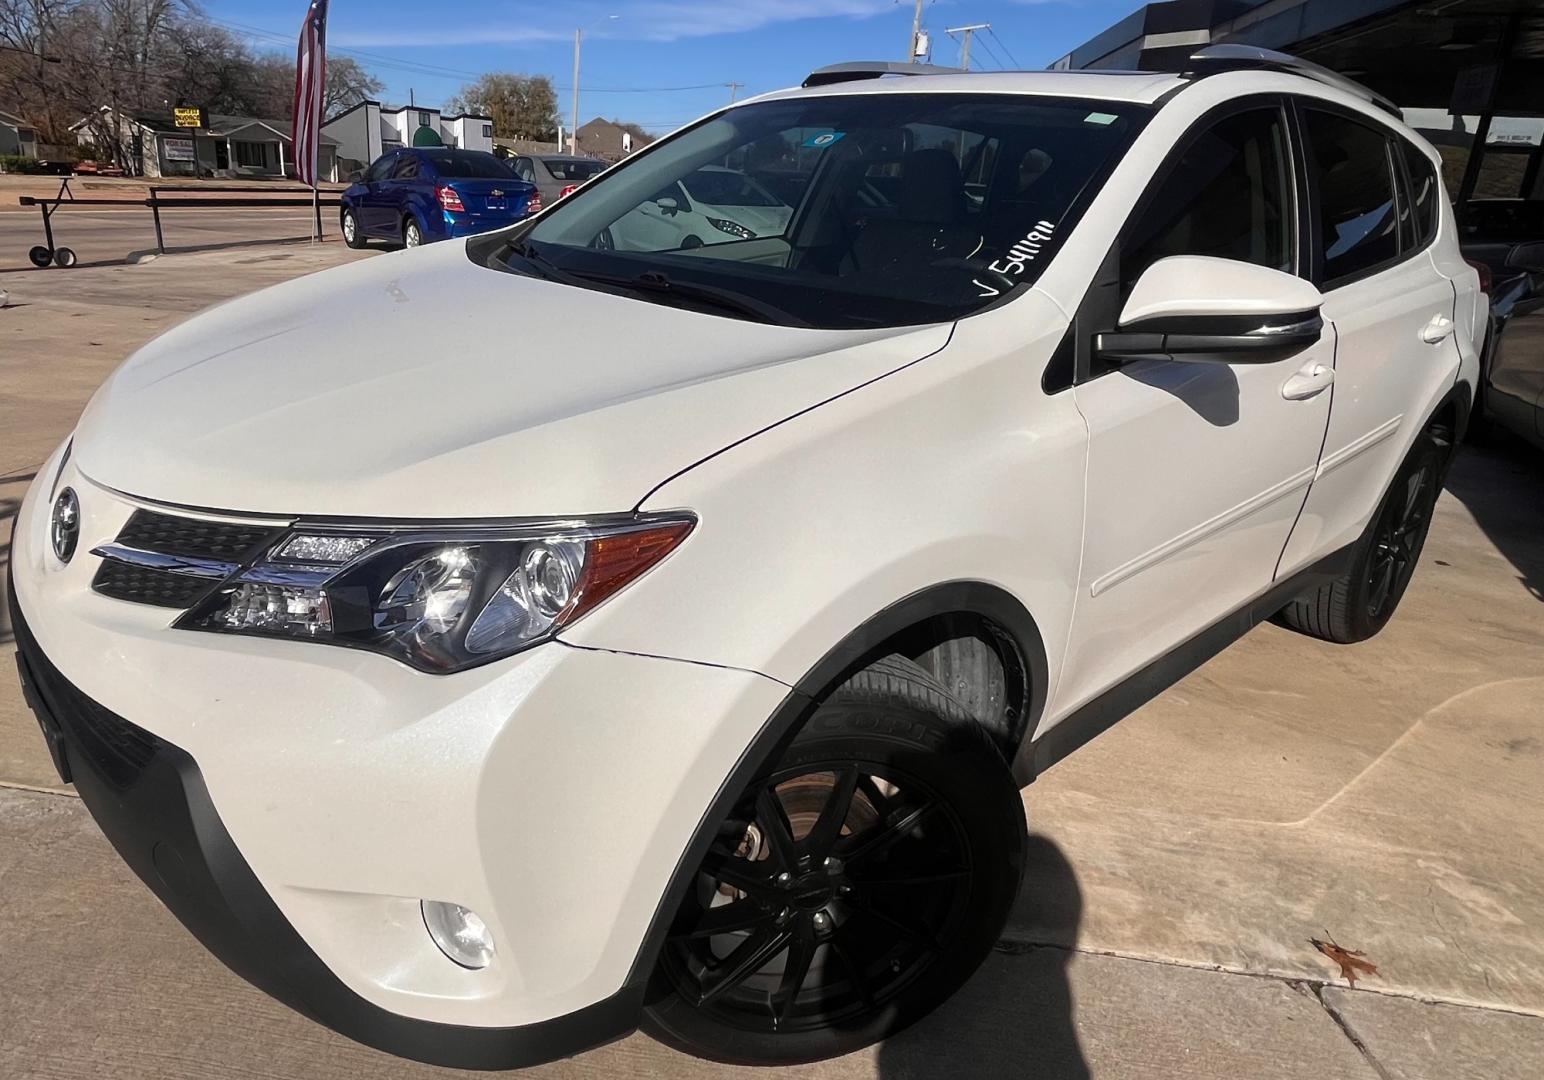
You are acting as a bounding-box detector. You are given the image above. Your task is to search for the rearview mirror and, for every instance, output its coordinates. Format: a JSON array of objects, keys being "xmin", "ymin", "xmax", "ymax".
[
  {"xmin": 1097, "ymin": 255, "xmax": 1325, "ymax": 366},
  {"xmin": 1506, "ymin": 241, "xmax": 1544, "ymax": 274},
  {"xmin": 348, "ymin": 169, "xmax": 363, "ymax": 183}
]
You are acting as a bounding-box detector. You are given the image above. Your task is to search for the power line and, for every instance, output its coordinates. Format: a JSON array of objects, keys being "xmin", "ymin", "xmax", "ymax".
[
  {"xmin": 987, "ymin": 28, "xmax": 1021, "ymax": 69},
  {"xmin": 208, "ymin": 16, "xmax": 735, "ymax": 94},
  {"xmin": 975, "ymin": 34, "xmax": 1011, "ymax": 72}
]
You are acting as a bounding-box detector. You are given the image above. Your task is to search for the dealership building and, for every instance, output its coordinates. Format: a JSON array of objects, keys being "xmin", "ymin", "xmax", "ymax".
[
  {"xmin": 1054, "ymin": 0, "xmax": 1543, "ymax": 212},
  {"xmin": 322, "ymin": 102, "xmax": 495, "ymax": 177}
]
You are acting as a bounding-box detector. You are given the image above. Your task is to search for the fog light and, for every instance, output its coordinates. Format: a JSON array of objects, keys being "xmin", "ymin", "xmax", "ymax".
[{"xmin": 422, "ymin": 900, "xmax": 495, "ymax": 969}]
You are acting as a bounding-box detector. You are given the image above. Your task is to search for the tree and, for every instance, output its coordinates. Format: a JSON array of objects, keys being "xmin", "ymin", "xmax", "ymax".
[
  {"xmin": 322, "ymin": 55, "xmax": 382, "ymax": 117},
  {"xmin": 446, "ymin": 72, "xmax": 557, "ymax": 141}
]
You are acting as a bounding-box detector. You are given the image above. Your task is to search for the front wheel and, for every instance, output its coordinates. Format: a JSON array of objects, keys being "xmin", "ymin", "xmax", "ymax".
[
  {"xmin": 340, "ymin": 208, "xmax": 366, "ymax": 249},
  {"xmin": 642, "ymin": 655, "xmax": 1026, "ymax": 1065}
]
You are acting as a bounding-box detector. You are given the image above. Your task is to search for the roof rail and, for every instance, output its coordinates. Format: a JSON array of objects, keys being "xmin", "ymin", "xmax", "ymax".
[
  {"xmin": 802, "ymin": 61, "xmax": 962, "ymax": 88},
  {"xmin": 1182, "ymin": 45, "xmax": 1401, "ymax": 118}
]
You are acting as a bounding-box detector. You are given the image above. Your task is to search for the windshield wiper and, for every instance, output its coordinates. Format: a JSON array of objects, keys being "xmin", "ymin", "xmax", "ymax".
[
  {"xmin": 502, "ymin": 242, "xmax": 799, "ymax": 326},
  {"xmin": 617, "ymin": 270, "xmax": 804, "ymax": 326}
]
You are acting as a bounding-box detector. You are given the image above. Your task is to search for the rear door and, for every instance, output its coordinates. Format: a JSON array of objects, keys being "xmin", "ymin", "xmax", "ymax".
[
  {"xmin": 1056, "ymin": 100, "xmax": 1335, "ymax": 715},
  {"xmin": 1276, "ymin": 104, "xmax": 1463, "ymax": 575}
]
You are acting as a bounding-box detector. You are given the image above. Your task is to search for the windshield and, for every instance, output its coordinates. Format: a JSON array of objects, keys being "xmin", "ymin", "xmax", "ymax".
[
  {"xmin": 681, "ymin": 167, "xmax": 782, "ymax": 206},
  {"xmin": 545, "ymin": 158, "xmax": 605, "ymax": 181},
  {"xmin": 489, "ymin": 94, "xmax": 1145, "ymax": 329},
  {"xmin": 428, "ymin": 150, "xmax": 517, "ymax": 179}
]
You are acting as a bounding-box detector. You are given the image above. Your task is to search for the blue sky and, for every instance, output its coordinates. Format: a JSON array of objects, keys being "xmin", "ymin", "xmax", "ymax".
[{"xmin": 206, "ymin": 1, "xmax": 1135, "ymax": 134}]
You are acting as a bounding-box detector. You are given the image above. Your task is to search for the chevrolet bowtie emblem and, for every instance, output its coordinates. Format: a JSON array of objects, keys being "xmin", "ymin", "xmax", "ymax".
[{"xmin": 491, "ymin": 189, "xmax": 504, "ymax": 196}]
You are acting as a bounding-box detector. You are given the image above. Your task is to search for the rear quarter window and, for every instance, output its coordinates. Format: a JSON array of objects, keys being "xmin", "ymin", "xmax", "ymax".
[{"xmin": 1304, "ymin": 108, "xmax": 1401, "ymax": 287}]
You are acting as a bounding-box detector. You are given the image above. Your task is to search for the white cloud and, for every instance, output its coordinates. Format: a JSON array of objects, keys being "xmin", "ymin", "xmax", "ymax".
[{"xmin": 332, "ymin": 0, "xmax": 895, "ymax": 48}]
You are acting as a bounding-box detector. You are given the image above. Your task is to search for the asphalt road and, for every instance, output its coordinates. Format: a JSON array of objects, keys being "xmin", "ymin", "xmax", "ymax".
[{"xmin": 0, "ymin": 207, "xmax": 341, "ymax": 271}]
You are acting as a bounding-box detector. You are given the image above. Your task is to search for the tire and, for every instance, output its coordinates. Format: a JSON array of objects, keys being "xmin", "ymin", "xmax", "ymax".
[
  {"xmin": 403, "ymin": 218, "xmax": 423, "ymax": 248},
  {"xmin": 1275, "ymin": 433, "xmax": 1444, "ymax": 643},
  {"xmin": 642, "ymin": 654, "xmax": 1026, "ymax": 1065},
  {"xmin": 28, "ymin": 245, "xmax": 52, "ymax": 268},
  {"xmin": 53, "ymin": 247, "xmax": 76, "ymax": 268},
  {"xmin": 340, "ymin": 209, "xmax": 366, "ymax": 249}
]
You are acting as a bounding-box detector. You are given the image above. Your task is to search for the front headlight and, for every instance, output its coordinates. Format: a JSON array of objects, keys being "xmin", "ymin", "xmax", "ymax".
[{"xmin": 176, "ymin": 515, "xmax": 694, "ymax": 673}]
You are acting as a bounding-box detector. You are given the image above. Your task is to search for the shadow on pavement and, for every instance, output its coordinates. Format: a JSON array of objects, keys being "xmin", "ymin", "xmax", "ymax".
[
  {"xmin": 875, "ymin": 834, "xmax": 1088, "ymax": 1079},
  {"xmin": 1444, "ymin": 437, "xmax": 1544, "ymax": 602}
]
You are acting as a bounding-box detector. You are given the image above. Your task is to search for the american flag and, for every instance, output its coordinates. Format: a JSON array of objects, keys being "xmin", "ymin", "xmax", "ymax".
[{"xmin": 291, "ymin": 0, "xmax": 329, "ymax": 187}]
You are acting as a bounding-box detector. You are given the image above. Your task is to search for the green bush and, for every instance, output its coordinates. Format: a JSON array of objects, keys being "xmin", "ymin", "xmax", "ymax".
[{"xmin": 0, "ymin": 154, "xmax": 50, "ymax": 174}]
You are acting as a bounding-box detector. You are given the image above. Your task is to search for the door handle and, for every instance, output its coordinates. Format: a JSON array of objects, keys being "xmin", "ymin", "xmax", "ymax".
[
  {"xmin": 1421, "ymin": 315, "xmax": 1455, "ymax": 344},
  {"xmin": 1282, "ymin": 362, "xmax": 1334, "ymax": 401}
]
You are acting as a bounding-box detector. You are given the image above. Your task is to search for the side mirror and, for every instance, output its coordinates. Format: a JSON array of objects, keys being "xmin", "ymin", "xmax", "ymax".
[
  {"xmin": 1506, "ymin": 241, "xmax": 1544, "ymax": 274},
  {"xmin": 1097, "ymin": 255, "xmax": 1325, "ymax": 365},
  {"xmin": 655, "ymin": 196, "xmax": 680, "ymax": 216}
]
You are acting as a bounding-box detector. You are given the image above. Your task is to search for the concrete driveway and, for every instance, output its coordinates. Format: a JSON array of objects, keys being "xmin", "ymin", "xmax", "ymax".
[{"xmin": 2, "ymin": 244, "xmax": 1542, "ymax": 1079}]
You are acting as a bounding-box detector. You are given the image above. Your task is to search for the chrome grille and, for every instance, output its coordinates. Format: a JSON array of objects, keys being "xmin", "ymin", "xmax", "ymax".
[{"xmin": 92, "ymin": 509, "xmax": 285, "ymax": 609}]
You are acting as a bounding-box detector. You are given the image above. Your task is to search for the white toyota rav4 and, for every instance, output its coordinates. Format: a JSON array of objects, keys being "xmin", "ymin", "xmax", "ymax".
[{"xmin": 12, "ymin": 48, "xmax": 1481, "ymax": 1069}]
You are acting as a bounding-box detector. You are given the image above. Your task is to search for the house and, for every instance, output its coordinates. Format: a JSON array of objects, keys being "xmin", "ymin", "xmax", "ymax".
[
  {"xmin": 323, "ymin": 101, "xmax": 494, "ymax": 176},
  {"xmin": 1, "ymin": 105, "xmax": 38, "ymax": 159},
  {"xmin": 573, "ymin": 118, "xmax": 653, "ymax": 163},
  {"xmin": 70, "ymin": 108, "xmax": 340, "ymax": 180}
]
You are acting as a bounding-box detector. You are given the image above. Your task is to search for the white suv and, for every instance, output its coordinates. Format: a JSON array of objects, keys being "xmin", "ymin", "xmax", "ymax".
[{"xmin": 11, "ymin": 48, "xmax": 1481, "ymax": 1069}]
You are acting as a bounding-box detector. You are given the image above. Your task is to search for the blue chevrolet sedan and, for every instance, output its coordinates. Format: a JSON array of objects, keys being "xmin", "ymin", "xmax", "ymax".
[{"xmin": 340, "ymin": 148, "xmax": 540, "ymax": 249}]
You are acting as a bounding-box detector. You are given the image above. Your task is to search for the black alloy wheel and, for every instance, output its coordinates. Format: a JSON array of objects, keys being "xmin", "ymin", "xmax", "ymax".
[
  {"xmin": 644, "ymin": 655, "xmax": 1026, "ymax": 1065},
  {"xmin": 1274, "ymin": 434, "xmax": 1445, "ymax": 643},
  {"xmin": 1365, "ymin": 453, "xmax": 1437, "ymax": 621}
]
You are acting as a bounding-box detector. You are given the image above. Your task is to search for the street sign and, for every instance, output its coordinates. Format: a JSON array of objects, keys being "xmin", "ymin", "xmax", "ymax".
[{"xmin": 173, "ymin": 106, "xmax": 208, "ymax": 129}]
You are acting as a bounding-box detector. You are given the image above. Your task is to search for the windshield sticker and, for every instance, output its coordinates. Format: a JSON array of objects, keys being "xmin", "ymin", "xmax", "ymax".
[
  {"xmin": 976, "ymin": 220, "xmax": 1056, "ymax": 295},
  {"xmin": 1084, "ymin": 112, "xmax": 1118, "ymax": 125},
  {"xmin": 803, "ymin": 131, "xmax": 846, "ymax": 148}
]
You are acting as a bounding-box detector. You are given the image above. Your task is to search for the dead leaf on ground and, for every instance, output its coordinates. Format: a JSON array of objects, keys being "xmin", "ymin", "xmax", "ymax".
[{"xmin": 1310, "ymin": 936, "xmax": 1379, "ymax": 986}]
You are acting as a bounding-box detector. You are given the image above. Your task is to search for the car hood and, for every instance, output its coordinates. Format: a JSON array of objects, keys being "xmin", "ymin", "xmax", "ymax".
[{"xmin": 73, "ymin": 241, "xmax": 951, "ymax": 518}]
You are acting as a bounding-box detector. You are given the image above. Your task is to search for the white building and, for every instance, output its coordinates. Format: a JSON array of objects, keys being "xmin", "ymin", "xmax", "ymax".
[{"xmin": 323, "ymin": 101, "xmax": 494, "ymax": 176}]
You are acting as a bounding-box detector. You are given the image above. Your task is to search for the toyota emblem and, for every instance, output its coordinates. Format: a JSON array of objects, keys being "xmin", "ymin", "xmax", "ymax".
[{"xmin": 51, "ymin": 487, "xmax": 80, "ymax": 563}]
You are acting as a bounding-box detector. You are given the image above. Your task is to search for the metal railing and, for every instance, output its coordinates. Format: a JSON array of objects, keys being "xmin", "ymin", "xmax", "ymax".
[{"xmin": 16, "ymin": 177, "xmax": 342, "ymax": 267}]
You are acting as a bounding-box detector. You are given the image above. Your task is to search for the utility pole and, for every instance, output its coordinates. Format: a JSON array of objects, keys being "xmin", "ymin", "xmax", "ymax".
[
  {"xmin": 946, "ymin": 23, "xmax": 990, "ymax": 70},
  {"xmin": 572, "ymin": 15, "xmax": 620, "ymax": 156},
  {"xmin": 571, "ymin": 28, "xmax": 582, "ymax": 154},
  {"xmin": 907, "ymin": 0, "xmax": 925, "ymax": 63},
  {"xmin": 726, "ymin": 81, "xmax": 744, "ymax": 103}
]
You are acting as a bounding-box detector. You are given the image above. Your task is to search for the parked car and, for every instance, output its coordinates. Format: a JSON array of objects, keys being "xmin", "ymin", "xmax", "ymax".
[
  {"xmin": 608, "ymin": 165, "xmax": 794, "ymax": 250},
  {"xmin": 340, "ymin": 147, "xmax": 540, "ymax": 248},
  {"xmin": 507, "ymin": 152, "xmax": 607, "ymax": 205},
  {"xmin": 12, "ymin": 48, "xmax": 1481, "ymax": 1072},
  {"xmin": 1462, "ymin": 200, "xmax": 1544, "ymax": 451}
]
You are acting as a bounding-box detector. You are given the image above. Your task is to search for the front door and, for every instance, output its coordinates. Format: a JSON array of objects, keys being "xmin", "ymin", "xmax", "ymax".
[
  {"xmin": 1054, "ymin": 102, "xmax": 1334, "ymax": 716},
  {"xmin": 358, "ymin": 152, "xmax": 398, "ymax": 234}
]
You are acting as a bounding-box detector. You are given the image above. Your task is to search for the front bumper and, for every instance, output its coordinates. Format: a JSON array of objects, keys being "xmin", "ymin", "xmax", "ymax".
[
  {"xmin": 9, "ymin": 456, "xmax": 789, "ymax": 1067},
  {"xmin": 10, "ymin": 596, "xmax": 634, "ymax": 1069}
]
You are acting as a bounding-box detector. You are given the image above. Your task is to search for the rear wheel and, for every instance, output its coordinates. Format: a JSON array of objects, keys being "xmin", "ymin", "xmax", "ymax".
[
  {"xmin": 642, "ymin": 655, "xmax": 1026, "ymax": 1065},
  {"xmin": 402, "ymin": 218, "xmax": 423, "ymax": 248},
  {"xmin": 1275, "ymin": 433, "xmax": 1443, "ymax": 643},
  {"xmin": 341, "ymin": 208, "xmax": 366, "ymax": 249}
]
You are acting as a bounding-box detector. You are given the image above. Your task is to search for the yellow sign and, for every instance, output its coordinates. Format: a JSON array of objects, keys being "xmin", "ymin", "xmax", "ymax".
[{"xmin": 173, "ymin": 107, "xmax": 207, "ymax": 129}]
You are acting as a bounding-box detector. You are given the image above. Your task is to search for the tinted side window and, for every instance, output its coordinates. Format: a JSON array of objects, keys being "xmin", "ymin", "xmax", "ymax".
[
  {"xmin": 1123, "ymin": 107, "xmax": 1294, "ymax": 292},
  {"xmin": 392, "ymin": 155, "xmax": 420, "ymax": 181},
  {"xmin": 1400, "ymin": 139, "xmax": 1439, "ymax": 249},
  {"xmin": 1306, "ymin": 110, "xmax": 1400, "ymax": 285},
  {"xmin": 365, "ymin": 154, "xmax": 395, "ymax": 182}
]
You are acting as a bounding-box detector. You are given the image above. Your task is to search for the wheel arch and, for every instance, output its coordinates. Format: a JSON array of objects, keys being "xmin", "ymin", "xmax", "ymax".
[
  {"xmin": 620, "ymin": 580, "xmax": 1048, "ymax": 997},
  {"xmin": 1424, "ymin": 377, "xmax": 1472, "ymax": 458}
]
